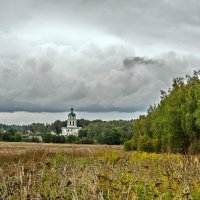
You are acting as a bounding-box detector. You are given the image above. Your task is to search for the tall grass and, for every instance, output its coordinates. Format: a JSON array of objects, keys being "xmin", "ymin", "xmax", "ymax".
[{"xmin": 0, "ymin": 142, "xmax": 200, "ymax": 199}]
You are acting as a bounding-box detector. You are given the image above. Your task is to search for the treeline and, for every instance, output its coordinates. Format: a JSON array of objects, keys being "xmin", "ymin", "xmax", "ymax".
[
  {"xmin": 0, "ymin": 119, "xmax": 90, "ymax": 135},
  {"xmin": 0, "ymin": 119, "xmax": 133, "ymax": 145},
  {"xmin": 78, "ymin": 120, "xmax": 133, "ymax": 144},
  {"xmin": 125, "ymin": 71, "xmax": 200, "ymax": 154}
]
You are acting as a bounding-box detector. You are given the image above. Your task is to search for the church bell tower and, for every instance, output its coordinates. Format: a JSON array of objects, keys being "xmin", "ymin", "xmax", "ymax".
[
  {"xmin": 61, "ymin": 108, "xmax": 82, "ymax": 136},
  {"xmin": 67, "ymin": 108, "xmax": 77, "ymax": 127}
]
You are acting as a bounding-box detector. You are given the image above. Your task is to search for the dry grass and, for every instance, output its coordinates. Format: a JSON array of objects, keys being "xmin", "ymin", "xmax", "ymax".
[{"xmin": 0, "ymin": 142, "xmax": 200, "ymax": 199}]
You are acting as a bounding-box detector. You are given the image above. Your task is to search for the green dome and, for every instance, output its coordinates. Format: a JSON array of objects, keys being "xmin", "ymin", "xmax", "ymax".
[
  {"xmin": 68, "ymin": 112, "xmax": 76, "ymax": 117},
  {"xmin": 68, "ymin": 108, "xmax": 76, "ymax": 117}
]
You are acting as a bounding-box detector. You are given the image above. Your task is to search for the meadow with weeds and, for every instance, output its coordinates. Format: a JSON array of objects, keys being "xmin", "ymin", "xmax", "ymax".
[{"xmin": 0, "ymin": 142, "xmax": 200, "ymax": 199}]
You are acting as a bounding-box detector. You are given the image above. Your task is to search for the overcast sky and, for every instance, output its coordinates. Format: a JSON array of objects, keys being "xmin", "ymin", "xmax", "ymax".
[{"xmin": 0, "ymin": 0, "xmax": 200, "ymax": 124}]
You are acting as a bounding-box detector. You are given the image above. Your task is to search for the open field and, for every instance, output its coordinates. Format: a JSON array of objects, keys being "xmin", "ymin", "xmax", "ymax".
[{"xmin": 0, "ymin": 142, "xmax": 200, "ymax": 199}]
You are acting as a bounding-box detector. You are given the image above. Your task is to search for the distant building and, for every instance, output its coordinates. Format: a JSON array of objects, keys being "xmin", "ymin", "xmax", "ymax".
[
  {"xmin": 22, "ymin": 134, "xmax": 43, "ymax": 142},
  {"xmin": 61, "ymin": 108, "xmax": 82, "ymax": 136}
]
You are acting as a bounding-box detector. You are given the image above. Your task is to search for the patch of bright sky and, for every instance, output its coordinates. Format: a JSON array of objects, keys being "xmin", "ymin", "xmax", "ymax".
[
  {"xmin": 0, "ymin": 111, "xmax": 144, "ymax": 125},
  {"xmin": 16, "ymin": 21, "xmax": 123, "ymax": 48}
]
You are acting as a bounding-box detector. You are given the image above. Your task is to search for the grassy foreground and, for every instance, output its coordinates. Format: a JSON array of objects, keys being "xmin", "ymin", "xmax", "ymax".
[{"xmin": 0, "ymin": 142, "xmax": 200, "ymax": 199}]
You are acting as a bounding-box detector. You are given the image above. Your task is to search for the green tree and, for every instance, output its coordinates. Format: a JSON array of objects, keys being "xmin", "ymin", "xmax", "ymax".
[
  {"xmin": 102, "ymin": 129, "xmax": 121, "ymax": 145},
  {"xmin": 14, "ymin": 133, "xmax": 22, "ymax": 142},
  {"xmin": 128, "ymin": 72, "xmax": 200, "ymax": 153},
  {"xmin": 66, "ymin": 135, "xmax": 77, "ymax": 143},
  {"xmin": 42, "ymin": 133, "xmax": 53, "ymax": 143},
  {"xmin": 1, "ymin": 132, "xmax": 14, "ymax": 142}
]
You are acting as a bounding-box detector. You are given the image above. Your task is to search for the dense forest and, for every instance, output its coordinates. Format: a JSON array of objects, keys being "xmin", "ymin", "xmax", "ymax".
[
  {"xmin": 0, "ymin": 119, "xmax": 133, "ymax": 145},
  {"xmin": 125, "ymin": 71, "xmax": 200, "ymax": 154}
]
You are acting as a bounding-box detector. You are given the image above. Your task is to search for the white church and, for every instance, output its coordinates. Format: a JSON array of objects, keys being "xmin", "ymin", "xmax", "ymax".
[{"xmin": 61, "ymin": 108, "xmax": 82, "ymax": 136}]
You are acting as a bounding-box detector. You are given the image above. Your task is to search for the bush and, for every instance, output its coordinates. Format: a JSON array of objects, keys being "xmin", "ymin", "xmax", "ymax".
[
  {"xmin": 138, "ymin": 137, "xmax": 154, "ymax": 152},
  {"xmin": 14, "ymin": 133, "xmax": 22, "ymax": 142},
  {"xmin": 76, "ymin": 138, "xmax": 94, "ymax": 144},
  {"xmin": 65, "ymin": 135, "xmax": 78, "ymax": 143},
  {"xmin": 152, "ymin": 139, "xmax": 162, "ymax": 153},
  {"xmin": 1, "ymin": 132, "xmax": 14, "ymax": 142},
  {"xmin": 123, "ymin": 140, "xmax": 137, "ymax": 151},
  {"xmin": 189, "ymin": 140, "xmax": 200, "ymax": 154},
  {"xmin": 42, "ymin": 133, "xmax": 53, "ymax": 143},
  {"xmin": 102, "ymin": 129, "xmax": 121, "ymax": 145}
]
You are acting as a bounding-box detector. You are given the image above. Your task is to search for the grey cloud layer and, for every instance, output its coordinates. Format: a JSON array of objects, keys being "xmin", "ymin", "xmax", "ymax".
[
  {"xmin": 0, "ymin": 0, "xmax": 200, "ymax": 113},
  {"xmin": 0, "ymin": 43, "xmax": 198, "ymax": 112},
  {"xmin": 1, "ymin": 0, "xmax": 200, "ymax": 52}
]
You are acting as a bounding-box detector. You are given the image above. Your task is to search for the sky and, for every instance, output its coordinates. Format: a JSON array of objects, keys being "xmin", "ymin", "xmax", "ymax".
[{"xmin": 0, "ymin": 0, "xmax": 200, "ymax": 124}]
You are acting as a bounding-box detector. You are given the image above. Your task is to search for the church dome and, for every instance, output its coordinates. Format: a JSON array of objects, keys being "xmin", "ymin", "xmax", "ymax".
[{"xmin": 68, "ymin": 108, "xmax": 76, "ymax": 117}]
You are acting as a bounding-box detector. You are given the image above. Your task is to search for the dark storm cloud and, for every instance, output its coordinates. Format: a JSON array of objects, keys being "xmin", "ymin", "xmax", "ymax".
[
  {"xmin": 123, "ymin": 57, "xmax": 156, "ymax": 69},
  {"xmin": 0, "ymin": 0, "xmax": 200, "ymax": 113}
]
